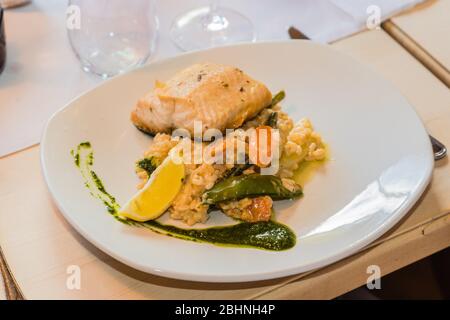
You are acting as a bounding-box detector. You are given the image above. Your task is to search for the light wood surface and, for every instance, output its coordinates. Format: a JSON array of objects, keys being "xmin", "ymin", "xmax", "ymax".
[
  {"xmin": 392, "ymin": 0, "xmax": 450, "ymax": 69},
  {"xmin": 386, "ymin": 0, "xmax": 450, "ymax": 87},
  {"xmin": 0, "ymin": 247, "xmax": 22, "ymax": 299},
  {"xmin": 0, "ymin": 29, "xmax": 449, "ymax": 299}
]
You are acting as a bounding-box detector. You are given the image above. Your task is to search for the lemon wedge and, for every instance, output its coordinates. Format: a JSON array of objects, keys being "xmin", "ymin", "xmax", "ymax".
[{"xmin": 118, "ymin": 157, "xmax": 185, "ymax": 222}]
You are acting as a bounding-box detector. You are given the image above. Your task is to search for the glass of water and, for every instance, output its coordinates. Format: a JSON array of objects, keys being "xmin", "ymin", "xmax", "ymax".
[{"xmin": 67, "ymin": 0, "xmax": 158, "ymax": 78}]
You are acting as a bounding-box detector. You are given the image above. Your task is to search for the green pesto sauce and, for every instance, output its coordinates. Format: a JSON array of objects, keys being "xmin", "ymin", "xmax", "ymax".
[
  {"xmin": 71, "ymin": 142, "xmax": 121, "ymax": 218},
  {"xmin": 136, "ymin": 157, "xmax": 159, "ymax": 176},
  {"xmin": 143, "ymin": 220, "xmax": 295, "ymax": 251},
  {"xmin": 71, "ymin": 142, "xmax": 296, "ymax": 251}
]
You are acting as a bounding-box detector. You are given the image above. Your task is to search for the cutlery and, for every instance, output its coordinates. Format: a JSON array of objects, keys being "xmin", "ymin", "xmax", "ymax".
[
  {"xmin": 288, "ymin": 26, "xmax": 309, "ymax": 40},
  {"xmin": 430, "ymin": 135, "xmax": 447, "ymax": 161}
]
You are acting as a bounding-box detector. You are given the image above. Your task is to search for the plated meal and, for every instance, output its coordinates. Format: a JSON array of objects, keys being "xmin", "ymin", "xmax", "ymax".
[
  {"xmin": 72, "ymin": 62, "xmax": 327, "ymax": 251},
  {"xmin": 42, "ymin": 41, "xmax": 433, "ymax": 281}
]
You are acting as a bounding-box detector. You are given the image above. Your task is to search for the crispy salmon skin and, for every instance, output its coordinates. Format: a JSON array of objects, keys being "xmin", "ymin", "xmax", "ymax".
[{"xmin": 131, "ymin": 63, "xmax": 272, "ymax": 135}]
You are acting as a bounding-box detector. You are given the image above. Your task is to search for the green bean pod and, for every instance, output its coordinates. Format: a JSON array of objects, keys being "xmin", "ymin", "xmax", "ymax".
[
  {"xmin": 266, "ymin": 112, "xmax": 278, "ymax": 128},
  {"xmin": 270, "ymin": 90, "xmax": 286, "ymax": 106},
  {"xmin": 203, "ymin": 174, "xmax": 302, "ymax": 204}
]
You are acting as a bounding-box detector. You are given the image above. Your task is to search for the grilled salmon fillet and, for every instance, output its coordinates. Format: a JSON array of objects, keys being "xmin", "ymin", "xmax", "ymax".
[{"xmin": 131, "ymin": 63, "xmax": 272, "ymax": 135}]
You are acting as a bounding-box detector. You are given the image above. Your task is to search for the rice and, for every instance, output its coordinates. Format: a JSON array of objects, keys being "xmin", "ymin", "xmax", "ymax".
[
  {"xmin": 135, "ymin": 103, "xmax": 325, "ymax": 225},
  {"xmin": 170, "ymin": 163, "xmax": 227, "ymax": 225},
  {"xmin": 278, "ymin": 118, "xmax": 326, "ymax": 178},
  {"xmin": 136, "ymin": 135, "xmax": 228, "ymax": 225},
  {"xmin": 135, "ymin": 133, "xmax": 179, "ymax": 188}
]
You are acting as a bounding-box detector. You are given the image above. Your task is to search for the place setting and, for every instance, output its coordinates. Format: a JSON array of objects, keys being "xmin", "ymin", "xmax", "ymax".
[{"xmin": 1, "ymin": 0, "xmax": 449, "ymax": 303}]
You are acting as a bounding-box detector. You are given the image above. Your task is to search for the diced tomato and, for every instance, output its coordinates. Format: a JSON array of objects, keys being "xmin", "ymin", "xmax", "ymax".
[{"xmin": 246, "ymin": 196, "xmax": 273, "ymax": 222}]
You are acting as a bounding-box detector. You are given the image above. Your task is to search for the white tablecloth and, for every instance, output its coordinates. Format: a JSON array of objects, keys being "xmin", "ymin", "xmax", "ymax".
[{"xmin": 0, "ymin": 0, "xmax": 423, "ymax": 157}]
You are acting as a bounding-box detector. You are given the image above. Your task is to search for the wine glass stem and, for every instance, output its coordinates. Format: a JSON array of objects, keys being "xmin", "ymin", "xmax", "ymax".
[{"xmin": 209, "ymin": 0, "xmax": 220, "ymax": 13}]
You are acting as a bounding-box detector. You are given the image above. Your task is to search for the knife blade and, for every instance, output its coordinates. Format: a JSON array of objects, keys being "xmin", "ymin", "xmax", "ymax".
[{"xmin": 288, "ymin": 26, "xmax": 310, "ymax": 40}]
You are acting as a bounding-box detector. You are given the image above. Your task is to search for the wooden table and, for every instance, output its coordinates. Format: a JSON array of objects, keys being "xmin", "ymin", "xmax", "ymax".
[
  {"xmin": 1, "ymin": 24, "xmax": 449, "ymax": 299},
  {"xmin": 383, "ymin": 0, "xmax": 450, "ymax": 87}
]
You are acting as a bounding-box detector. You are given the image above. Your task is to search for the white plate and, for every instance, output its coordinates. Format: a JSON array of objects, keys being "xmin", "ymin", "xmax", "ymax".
[{"xmin": 41, "ymin": 41, "xmax": 433, "ymax": 283}]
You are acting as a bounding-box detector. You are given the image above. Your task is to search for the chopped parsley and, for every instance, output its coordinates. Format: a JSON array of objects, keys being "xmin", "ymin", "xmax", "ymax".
[{"xmin": 137, "ymin": 157, "xmax": 159, "ymax": 176}]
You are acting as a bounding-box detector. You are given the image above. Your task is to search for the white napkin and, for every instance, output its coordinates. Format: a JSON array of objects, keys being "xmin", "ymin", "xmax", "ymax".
[{"xmin": 295, "ymin": 0, "xmax": 426, "ymax": 43}]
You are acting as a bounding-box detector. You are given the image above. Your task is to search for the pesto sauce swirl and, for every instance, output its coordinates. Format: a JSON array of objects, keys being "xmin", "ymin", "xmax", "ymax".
[{"xmin": 71, "ymin": 142, "xmax": 296, "ymax": 251}]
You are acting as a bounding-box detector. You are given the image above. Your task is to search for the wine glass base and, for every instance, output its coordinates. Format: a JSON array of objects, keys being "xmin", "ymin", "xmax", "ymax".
[
  {"xmin": 71, "ymin": 48, "xmax": 153, "ymax": 79},
  {"xmin": 170, "ymin": 6, "xmax": 256, "ymax": 51}
]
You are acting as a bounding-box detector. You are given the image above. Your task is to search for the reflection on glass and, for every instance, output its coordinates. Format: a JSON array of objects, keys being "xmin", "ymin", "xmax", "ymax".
[{"xmin": 170, "ymin": 0, "xmax": 255, "ymax": 51}]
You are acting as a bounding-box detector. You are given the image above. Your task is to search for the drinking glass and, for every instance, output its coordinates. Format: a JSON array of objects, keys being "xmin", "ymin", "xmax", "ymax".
[
  {"xmin": 170, "ymin": 0, "xmax": 255, "ymax": 51},
  {"xmin": 67, "ymin": 0, "xmax": 158, "ymax": 78}
]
